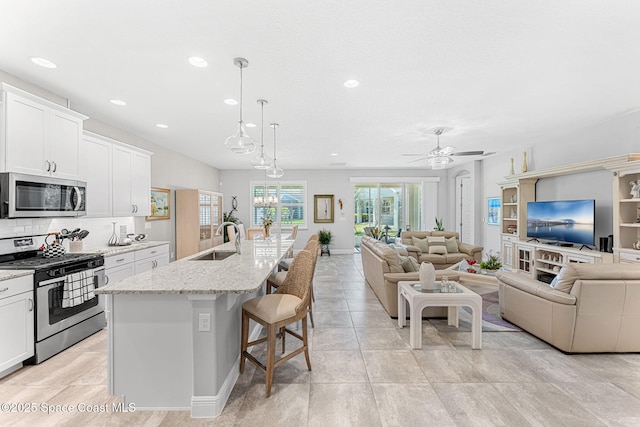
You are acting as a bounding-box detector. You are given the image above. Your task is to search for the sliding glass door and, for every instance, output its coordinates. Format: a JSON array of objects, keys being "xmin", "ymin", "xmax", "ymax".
[{"xmin": 354, "ymin": 182, "xmax": 423, "ymax": 249}]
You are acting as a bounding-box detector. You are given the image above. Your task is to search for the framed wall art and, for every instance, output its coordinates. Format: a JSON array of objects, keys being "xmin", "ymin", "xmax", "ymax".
[
  {"xmin": 487, "ymin": 196, "xmax": 501, "ymax": 225},
  {"xmin": 147, "ymin": 187, "xmax": 171, "ymax": 220},
  {"xmin": 314, "ymin": 194, "xmax": 334, "ymax": 223}
]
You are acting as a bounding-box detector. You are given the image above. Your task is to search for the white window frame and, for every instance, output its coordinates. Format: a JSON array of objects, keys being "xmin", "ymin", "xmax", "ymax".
[{"xmin": 250, "ymin": 180, "xmax": 308, "ymax": 230}]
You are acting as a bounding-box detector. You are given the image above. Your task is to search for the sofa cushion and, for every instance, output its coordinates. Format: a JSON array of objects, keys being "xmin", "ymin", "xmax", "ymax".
[
  {"xmin": 445, "ymin": 237, "xmax": 460, "ymax": 253},
  {"xmin": 411, "ymin": 236, "xmax": 429, "ymax": 252},
  {"xmin": 400, "ymin": 255, "xmax": 420, "ymax": 272},
  {"xmin": 429, "ymin": 245, "xmax": 447, "ymax": 254}
]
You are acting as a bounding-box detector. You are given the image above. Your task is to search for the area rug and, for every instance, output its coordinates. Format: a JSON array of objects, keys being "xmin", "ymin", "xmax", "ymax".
[{"xmin": 429, "ymin": 286, "xmax": 522, "ymax": 332}]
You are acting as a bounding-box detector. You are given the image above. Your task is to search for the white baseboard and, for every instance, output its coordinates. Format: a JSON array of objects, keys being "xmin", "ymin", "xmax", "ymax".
[{"xmin": 190, "ymin": 322, "xmax": 262, "ymax": 418}]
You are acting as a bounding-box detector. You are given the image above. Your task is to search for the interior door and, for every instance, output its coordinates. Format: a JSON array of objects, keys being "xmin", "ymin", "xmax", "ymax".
[{"xmin": 455, "ymin": 175, "xmax": 472, "ymax": 243}]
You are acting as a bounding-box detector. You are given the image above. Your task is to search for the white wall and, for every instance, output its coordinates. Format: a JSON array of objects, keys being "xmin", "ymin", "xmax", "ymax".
[{"xmin": 220, "ymin": 168, "xmax": 449, "ymax": 252}]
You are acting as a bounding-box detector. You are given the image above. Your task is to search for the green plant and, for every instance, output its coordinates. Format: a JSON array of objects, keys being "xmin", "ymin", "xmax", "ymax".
[
  {"xmin": 223, "ymin": 210, "xmax": 238, "ymax": 223},
  {"xmin": 480, "ymin": 251, "xmax": 502, "ymax": 270},
  {"xmin": 318, "ymin": 229, "xmax": 333, "ymax": 245},
  {"xmin": 434, "ymin": 217, "xmax": 445, "ymax": 231}
]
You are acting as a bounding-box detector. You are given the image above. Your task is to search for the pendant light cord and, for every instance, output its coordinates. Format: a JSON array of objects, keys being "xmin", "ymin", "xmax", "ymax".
[{"xmin": 239, "ymin": 64, "xmax": 243, "ymax": 125}]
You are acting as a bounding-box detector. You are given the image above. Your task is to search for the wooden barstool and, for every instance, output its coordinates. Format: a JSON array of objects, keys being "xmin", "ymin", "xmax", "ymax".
[
  {"xmin": 240, "ymin": 250, "xmax": 315, "ymax": 396},
  {"xmin": 267, "ymin": 239, "xmax": 319, "ymax": 327}
]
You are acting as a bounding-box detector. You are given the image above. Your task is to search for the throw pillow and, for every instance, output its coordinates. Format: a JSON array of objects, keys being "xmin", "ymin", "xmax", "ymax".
[
  {"xmin": 389, "ymin": 243, "xmax": 409, "ymax": 257},
  {"xmin": 549, "ymin": 275, "xmax": 559, "ymax": 288},
  {"xmin": 427, "ymin": 236, "xmax": 446, "ymax": 252},
  {"xmin": 445, "ymin": 237, "xmax": 459, "ymax": 253},
  {"xmin": 428, "ymin": 245, "xmax": 448, "ymax": 255},
  {"xmin": 411, "ymin": 236, "xmax": 429, "ymax": 252},
  {"xmin": 400, "ymin": 255, "xmax": 420, "ymax": 272},
  {"xmin": 553, "ymin": 265, "xmax": 579, "ymax": 293}
]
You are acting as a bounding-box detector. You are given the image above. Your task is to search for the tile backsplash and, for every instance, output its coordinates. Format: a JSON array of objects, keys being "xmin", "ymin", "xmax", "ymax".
[{"xmin": 0, "ymin": 217, "xmax": 136, "ymax": 251}]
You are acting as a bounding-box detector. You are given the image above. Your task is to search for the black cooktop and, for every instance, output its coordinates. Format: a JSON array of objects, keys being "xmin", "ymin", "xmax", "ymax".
[{"xmin": 0, "ymin": 250, "xmax": 102, "ymax": 271}]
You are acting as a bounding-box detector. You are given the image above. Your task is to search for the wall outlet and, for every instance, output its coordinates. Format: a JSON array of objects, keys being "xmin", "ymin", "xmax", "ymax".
[{"xmin": 198, "ymin": 313, "xmax": 211, "ymax": 332}]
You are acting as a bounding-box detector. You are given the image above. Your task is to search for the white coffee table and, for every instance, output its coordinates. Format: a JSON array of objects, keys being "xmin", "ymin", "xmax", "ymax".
[{"xmin": 398, "ymin": 281, "xmax": 482, "ymax": 349}]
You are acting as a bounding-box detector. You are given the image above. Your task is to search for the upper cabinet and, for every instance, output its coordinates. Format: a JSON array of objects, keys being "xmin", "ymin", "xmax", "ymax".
[
  {"xmin": 0, "ymin": 83, "xmax": 87, "ymax": 180},
  {"xmin": 81, "ymin": 131, "xmax": 152, "ymax": 218}
]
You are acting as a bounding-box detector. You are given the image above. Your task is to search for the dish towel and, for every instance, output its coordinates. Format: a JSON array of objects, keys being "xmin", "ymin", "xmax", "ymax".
[{"xmin": 62, "ymin": 269, "xmax": 95, "ymax": 308}]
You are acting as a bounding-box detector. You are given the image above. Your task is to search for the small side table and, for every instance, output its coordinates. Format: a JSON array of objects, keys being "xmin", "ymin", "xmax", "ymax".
[
  {"xmin": 320, "ymin": 244, "xmax": 330, "ymax": 256},
  {"xmin": 398, "ymin": 281, "xmax": 482, "ymax": 350}
]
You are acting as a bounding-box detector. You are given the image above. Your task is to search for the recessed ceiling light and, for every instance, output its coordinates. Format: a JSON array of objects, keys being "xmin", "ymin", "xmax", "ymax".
[
  {"xmin": 343, "ymin": 79, "xmax": 360, "ymax": 88},
  {"xmin": 110, "ymin": 99, "xmax": 127, "ymax": 106},
  {"xmin": 246, "ymin": 123, "xmax": 256, "ymax": 128},
  {"xmin": 30, "ymin": 57, "xmax": 57, "ymax": 68},
  {"xmin": 156, "ymin": 123, "xmax": 168, "ymax": 129},
  {"xmin": 188, "ymin": 56, "xmax": 208, "ymax": 68},
  {"xmin": 224, "ymin": 98, "xmax": 238, "ymax": 105},
  {"xmin": 331, "ymin": 153, "xmax": 339, "ymax": 156}
]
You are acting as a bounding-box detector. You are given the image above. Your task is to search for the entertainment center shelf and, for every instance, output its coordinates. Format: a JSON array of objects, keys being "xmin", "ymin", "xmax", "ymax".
[
  {"xmin": 515, "ymin": 242, "xmax": 613, "ymax": 282},
  {"xmin": 499, "ymin": 153, "xmax": 640, "ymax": 268}
]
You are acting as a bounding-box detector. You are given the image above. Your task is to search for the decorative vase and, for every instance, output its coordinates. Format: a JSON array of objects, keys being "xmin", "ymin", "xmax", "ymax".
[
  {"xmin": 521, "ymin": 151, "xmax": 528, "ymax": 173},
  {"xmin": 264, "ymin": 225, "xmax": 270, "ymax": 237},
  {"xmin": 108, "ymin": 222, "xmax": 119, "ymax": 246},
  {"xmin": 419, "ymin": 262, "xmax": 437, "ymax": 291},
  {"xmin": 509, "ymin": 157, "xmax": 515, "ymax": 175}
]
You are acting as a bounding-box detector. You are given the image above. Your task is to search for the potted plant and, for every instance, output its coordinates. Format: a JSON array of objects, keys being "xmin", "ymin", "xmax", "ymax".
[
  {"xmin": 318, "ymin": 229, "xmax": 333, "ymax": 256},
  {"xmin": 434, "ymin": 217, "xmax": 445, "ymax": 231},
  {"xmin": 480, "ymin": 251, "xmax": 502, "ymax": 274}
]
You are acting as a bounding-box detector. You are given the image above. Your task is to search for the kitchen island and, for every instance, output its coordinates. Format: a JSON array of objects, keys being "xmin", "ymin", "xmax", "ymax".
[{"xmin": 96, "ymin": 237, "xmax": 293, "ymax": 418}]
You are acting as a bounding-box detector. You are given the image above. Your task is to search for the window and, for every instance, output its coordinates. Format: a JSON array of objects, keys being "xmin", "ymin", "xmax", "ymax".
[{"xmin": 250, "ymin": 181, "xmax": 307, "ymax": 229}]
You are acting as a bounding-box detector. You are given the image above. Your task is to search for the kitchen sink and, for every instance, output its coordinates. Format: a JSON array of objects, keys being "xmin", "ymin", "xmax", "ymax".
[{"xmin": 190, "ymin": 251, "xmax": 236, "ymax": 261}]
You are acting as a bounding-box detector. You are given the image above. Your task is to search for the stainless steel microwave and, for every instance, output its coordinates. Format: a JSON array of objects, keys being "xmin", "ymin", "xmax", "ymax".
[{"xmin": 0, "ymin": 172, "xmax": 86, "ymax": 218}]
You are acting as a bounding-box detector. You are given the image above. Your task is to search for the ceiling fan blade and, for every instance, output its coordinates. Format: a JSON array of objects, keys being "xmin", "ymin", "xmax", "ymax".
[
  {"xmin": 402, "ymin": 153, "xmax": 426, "ymax": 157},
  {"xmin": 407, "ymin": 157, "xmax": 427, "ymax": 163},
  {"xmin": 450, "ymin": 150, "xmax": 485, "ymax": 156}
]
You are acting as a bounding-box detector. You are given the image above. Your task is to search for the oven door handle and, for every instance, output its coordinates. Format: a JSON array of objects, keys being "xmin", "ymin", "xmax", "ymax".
[{"xmin": 39, "ymin": 266, "xmax": 106, "ymax": 288}]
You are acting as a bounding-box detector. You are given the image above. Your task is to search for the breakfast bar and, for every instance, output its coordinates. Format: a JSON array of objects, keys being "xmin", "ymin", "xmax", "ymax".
[{"xmin": 96, "ymin": 237, "xmax": 293, "ymax": 418}]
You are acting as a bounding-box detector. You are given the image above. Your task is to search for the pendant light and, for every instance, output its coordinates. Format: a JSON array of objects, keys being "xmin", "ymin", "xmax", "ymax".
[
  {"xmin": 266, "ymin": 123, "xmax": 284, "ymax": 178},
  {"xmin": 250, "ymin": 99, "xmax": 273, "ymax": 169},
  {"xmin": 224, "ymin": 57, "xmax": 256, "ymax": 154}
]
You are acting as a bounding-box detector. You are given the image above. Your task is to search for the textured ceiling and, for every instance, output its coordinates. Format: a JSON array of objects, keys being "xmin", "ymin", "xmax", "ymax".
[{"xmin": 1, "ymin": 1, "xmax": 639, "ymax": 170}]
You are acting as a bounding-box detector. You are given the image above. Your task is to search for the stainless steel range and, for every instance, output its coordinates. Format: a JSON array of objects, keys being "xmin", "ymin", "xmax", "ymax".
[{"xmin": 0, "ymin": 235, "xmax": 105, "ymax": 364}]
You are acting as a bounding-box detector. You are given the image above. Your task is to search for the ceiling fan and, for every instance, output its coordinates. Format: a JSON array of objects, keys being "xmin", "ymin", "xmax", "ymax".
[{"xmin": 403, "ymin": 127, "xmax": 486, "ymax": 169}]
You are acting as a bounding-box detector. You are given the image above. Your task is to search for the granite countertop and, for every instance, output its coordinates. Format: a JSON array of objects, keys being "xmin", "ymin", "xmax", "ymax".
[
  {"xmin": 96, "ymin": 238, "xmax": 293, "ymax": 295},
  {"xmin": 0, "ymin": 270, "xmax": 34, "ymax": 281},
  {"xmin": 88, "ymin": 241, "xmax": 170, "ymax": 256}
]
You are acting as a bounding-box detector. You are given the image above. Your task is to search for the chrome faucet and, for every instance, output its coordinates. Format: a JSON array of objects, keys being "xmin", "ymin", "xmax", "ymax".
[{"xmin": 216, "ymin": 222, "xmax": 241, "ymax": 255}]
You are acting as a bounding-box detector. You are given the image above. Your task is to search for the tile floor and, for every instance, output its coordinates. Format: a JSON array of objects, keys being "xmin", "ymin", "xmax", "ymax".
[{"xmin": 1, "ymin": 254, "xmax": 639, "ymax": 426}]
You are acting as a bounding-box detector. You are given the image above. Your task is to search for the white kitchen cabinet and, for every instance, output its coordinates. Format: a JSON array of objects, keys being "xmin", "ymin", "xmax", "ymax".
[
  {"xmin": 0, "ymin": 275, "xmax": 34, "ymax": 376},
  {"xmin": 104, "ymin": 244, "xmax": 169, "ymax": 284},
  {"xmin": 131, "ymin": 150, "xmax": 151, "ymax": 216},
  {"xmin": 111, "ymin": 143, "xmax": 151, "ymax": 217},
  {"xmin": 1, "ymin": 83, "xmax": 86, "ymax": 179},
  {"xmin": 104, "ymin": 252, "xmax": 136, "ymax": 285},
  {"xmin": 80, "ymin": 131, "xmax": 152, "ymax": 217},
  {"xmin": 80, "ymin": 133, "xmax": 112, "ymax": 217},
  {"xmin": 134, "ymin": 245, "xmax": 169, "ymax": 274}
]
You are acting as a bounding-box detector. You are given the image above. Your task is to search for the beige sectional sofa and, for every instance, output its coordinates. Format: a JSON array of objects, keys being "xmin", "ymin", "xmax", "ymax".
[
  {"xmin": 399, "ymin": 231, "xmax": 483, "ymax": 269},
  {"xmin": 497, "ymin": 263, "xmax": 640, "ymax": 353},
  {"xmin": 360, "ymin": 236, "xmax": 455, "ymax": 317}
]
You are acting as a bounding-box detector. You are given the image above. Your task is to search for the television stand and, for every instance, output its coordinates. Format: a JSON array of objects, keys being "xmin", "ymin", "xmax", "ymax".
[{"xmin": 513, "ymin": 241, "xmax": 613, "ymax": 283}]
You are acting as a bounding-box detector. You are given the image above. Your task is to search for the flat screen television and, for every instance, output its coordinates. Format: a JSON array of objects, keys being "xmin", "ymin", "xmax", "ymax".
[{"xmin": 526, "ymin": 200, "xmax": 595, "ymax": 246}]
